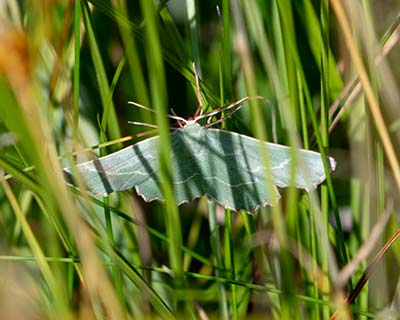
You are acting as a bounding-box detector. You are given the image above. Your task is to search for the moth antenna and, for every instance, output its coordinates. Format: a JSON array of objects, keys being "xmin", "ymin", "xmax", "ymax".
[
  {"xmin": 204, "ymin": 104, "xmax": 245, "ymax": 128},
  {"xmin": 128, "ymin": 101, "xmax": 156, "ymax": 113},
  {"xmin": 195, "ymin": 96, "xmax": 269, "ymax": 123},
  {"xmin": 170, "ymin": 108, "xmax": 178, "ymax": 117},
  {"xmin": 169, "ymin": 108, "xmax": 187, "ymax": 127},
  {"xmin": 194, "ymin": 96, "xmax": 249, "ymax": 122},
  {"xmin": 127, "ymin": 121, "xmax": 158, "ymax": 129},
  {"xmin": 164, "ymin": 115, "xmax": 187, "ymax": 127},
  {"xmin": 193, "ymin": 62, "xmax": 204, "ymax": 117},
  {"xmin": 128, "ymin": 101, "xmax": 186, "ymax": 124},
  {"xmin": 203, "ymin": 104, "xmax": 243, "ymax": 126},
  {"xmin": 128, "ymin": 121, "xmax": 181, "ymax": 132}
]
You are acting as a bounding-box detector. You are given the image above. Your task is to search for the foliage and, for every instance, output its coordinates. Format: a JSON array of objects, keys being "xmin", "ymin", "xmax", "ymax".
[{"xmin": 0, "ymin": 0, "xmax": 399, "ymax": 319}]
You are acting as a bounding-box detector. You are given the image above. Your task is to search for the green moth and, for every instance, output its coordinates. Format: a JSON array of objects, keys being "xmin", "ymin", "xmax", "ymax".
[{"xmin": 64, "ymin": 119, "xmax": 336, "ymax": 212}]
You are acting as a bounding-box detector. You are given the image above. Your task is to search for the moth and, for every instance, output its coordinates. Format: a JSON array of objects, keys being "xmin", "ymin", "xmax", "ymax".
[
  {"xmin": 64, "ymin": 117, "xmax": 335, "ymax": 212},
  {"xmin": 64, "ymin": 67, "xmax": 336, "ymax": 212}
]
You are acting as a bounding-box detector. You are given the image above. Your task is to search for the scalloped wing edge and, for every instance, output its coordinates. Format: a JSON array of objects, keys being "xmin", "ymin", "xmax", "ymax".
[{"xmin": 133, "ymin": 184, "xmax": 281, "ymax": 213}]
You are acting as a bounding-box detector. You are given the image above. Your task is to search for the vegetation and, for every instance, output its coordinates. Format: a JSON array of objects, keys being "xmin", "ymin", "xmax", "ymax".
[{"xmin": 0, "ymin": 0, "xmax": 399, "ymax": 319}]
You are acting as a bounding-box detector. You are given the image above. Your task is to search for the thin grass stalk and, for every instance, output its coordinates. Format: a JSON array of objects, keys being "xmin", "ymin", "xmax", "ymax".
[
  {"xmin": 240, "ymin": 212, "xmax": 281, "ymax": 317},
  {"xmin": 0, "ymin": 156, "xmax": 41, "ymax": 195},
  {"xmin": 139, "ymin": 0, "xmax": 184, "ymax": 310},
  {"xmin": 34, "ymin": 192, "xmax": 83, "ymax": 308},
  {"xmin": 88, "ymin": 0, "xmax": 221, "ymax": 107},
  {"xmin": 363, "ymin": 0, "xmax": 387, "ymax": 227},
  {"xmin": 187, "ymin": 0, "xmax": 231, "ymax": 315},
  {"xmin": 268, "ymin": 0, "xmax": 291, "ymax": 126},
  {"xmin": 297, "ymin": 62, "xmax": 345, "ymax": 272},
  {"xmin": 302, "ymin": 202, "xmax": 320, "ymax": 319},
  {"xmin": 81, "ymin": 1, "xmax": 121, "ymax": 144},
  {"xmin": 207, "ymin": 200, "xmax": 229, "ymax": 319},
  {"xmin": 232, "ymin": 1, "xmax": 288, "ymax": 317},
  {"xmin": 219, "ymin": 0, "xmax": 236, "ymax": 315},
  {"xmin": 360, "ymin": 144, "xmax": 373, "ymax": 314},
  {"xmin": 0, "ymin": 51, "xmax": 82, "ymax": 317},
  {"xmin": 70, "ymin": 188, "xmax": 213, "ymax": 267},
  {"xmin": 73, "ymin": 0, "xmax": 81, "ymax": 144},
  {"xmin": 296, "ymin": 72, "xmax": 320, "ymax": 317},
  {"xmin": 94, "ymin": 236, "xmax": 175, "ymax": 320},
  {"xmin": 2, "ymin": 1, "xmax": 172, "ymax": 317},
  {"xmin": 224, "ymin": 209, "xmax": 238, "ymax": 319},
  {"xmin": 305, "ymin": 88, "xmax": 344, "ymax": 311},
  {"xmin": 268, "ymin": 4, "xmax": 344, "ymax": 273},
  {"xmin": 327, "ymin": 15, "xmax": 400, "ymax": 136},
  {"xmin": 112, "ymin": 0, "xmax": 152, "ymax": 125},
  {"xmin": 186, "ymin": 0, "xmax": 201, "ymax": 74},
  {"xmin": 103, "ymin": 53, "xmax": 128, "ymax": 307},
  {"xmin": 158, "ymin": 6, "xmax": 191, "ymax": 63},
  {"xmin": 269, "ymin": 12, "xmax": 344, "ymax": 308},
  {"xmin": 158, "ymin": 3, "xmax": 208, "ymax": 104},
  {"xmin": 104, "ymin": 196, "xmax": 126, "ymax": 307},
  {"xmin": 361, "ymin": 3, "xmax": 385, "ymax": 316},
  {"xmin": 71, "ymin": 9, "xmax": 81, "ymax": 292},
  {"xmin": 1, "ymin": 178, "xmax": 71, "ymax": 319},
  {"xmin": 30, "ymin": 13, "xmax": 125, "ymax": 318},
  {"xmin": 241, "ymin": 1, "xmax": 310, "ymax": 316},
  {"xmin": 330, "ymin": 0, "xmax": 400, "ymax": 192},
  {"xmin": 264, "ymin": 9, "xmax": 305, "ymax": 312},
  {"xmin": 294, "ymin": 0, "xmax": 344, "ymax": 97},
  {"xmin": 104, "ymin": 64, "xmax": 128, "ymax": 314},
  {"xmin": 221, "ymin": 0, "xmax": 232, "ymax": 100},
  {"xmin": 78, "ymin": 193, "xmax": 156, "ymax": 318},
  {"xmin": 320, "ymin": 0, "xmax": 333, "ymax": 317},
  {"xmin": 273, "ymin": 0, "xmax": 300, "ymax": 130},
  {"xmin": 81, "ymin": 2, "xmax": 127, "ymax": 307},
  {"xmin": 371, "ymin": 143, "xmax": 385, "ymax": 312},
  {"xmin": 182, "ymin": 211, "xmax": 202, "ymax": 271}
]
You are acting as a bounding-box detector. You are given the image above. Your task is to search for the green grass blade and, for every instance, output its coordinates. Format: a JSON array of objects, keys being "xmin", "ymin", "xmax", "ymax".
[
  {"xmin": 81, "ymin": 1, "xmax": 121, "ymax": 144},
  {"xmin": 139, "ymin": 0, "xmax": 184, "ymax": 311}
]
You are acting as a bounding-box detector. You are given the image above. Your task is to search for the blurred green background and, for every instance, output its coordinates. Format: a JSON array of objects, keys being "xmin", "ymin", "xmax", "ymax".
[{"xmin": 0, "ymin": 0, "xmax": 399, "ymax": 319}]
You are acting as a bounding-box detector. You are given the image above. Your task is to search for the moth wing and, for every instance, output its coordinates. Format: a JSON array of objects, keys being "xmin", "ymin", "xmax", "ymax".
[
  {"xmin": 265, "ymin": 141, "xmax": 336, "ymax": 190},
  {"xmin": 64, "ymin": 136, "xmax": 163, "ymax": 200},
  {"xmin": 206, "ymin": 128, "xmax": 335, "ymax": 199},
  {"xmin": 186, "ymin": 127, "xmax": 280, "ymax": 211}
]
